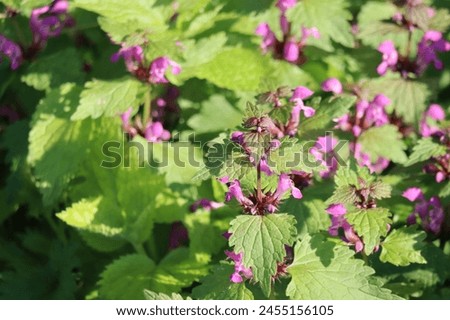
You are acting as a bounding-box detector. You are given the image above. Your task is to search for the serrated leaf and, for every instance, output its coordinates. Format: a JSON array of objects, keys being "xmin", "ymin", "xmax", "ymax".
[
  {"xmin": 286, "ymin": 234, "xmax": 401, "ymax": 299},
  {"xmin": 327, "ymin": 185, "xmax": 359, "ymax": 205},
  {"xmin": 99, "ymin": 254, "xmax": 157, "ymax": 300},
  {"xmin": 192, "ymin": 48, "xmax": 269, "ymax": 92},
  {"xmin": 280, "ymin": 198, "xmax": 330, "ymax": 237},
  {"xmin": 405, "ymin": 138, "xmax": 447, "ymax": 166},
  {"xmin": 71, "ymin": 77, "xmax": 143, "ymax": 120},
  {"xmin": 187, "ymin": 95, "xmax": 243, "ymax": 134},
  {"xmin": 143, "ymin": 290, "xmax": 190, "ymax": 300},
  {"xmin": 182, "ymin": 33, "xmax": 228, "ymax": 68},
  {"xmin": 364, "ymin": 79, "xmax": 430, "ymax": 125},
  {"xmin": 287, "ymin": 0, "xmax": 354, "ymax": 49},
  {"xmin": 358, "ymin": 125, "xmax": 407, "ymax": 163},
  {"xmin": 380, "ymin": 226, "xmax": 427, "ymax": 266},
  {"xmin": 297, "ymin": 95, "xmax": 356, "ymax": 137},
  {"xmin": 439, "ymin": 181, "xmax": 450, "ymax": 198},
  {"xmin": 191, "ymin": 264, "xmax": 254, "ymax": 300},
  {"xmin": 346, "ymin": 208, "xmax": 392, "ymax": 255},
  {"xmin": 56, "ymin": 197, "xmax": 123, "ymax": 236},
  {"xmin": 21, "ymin": 48, "xmax": 84, "ymax": 92},
  {"xmin": 370, "ymin": 180, "xmax": 392, "ymax": 199},
  {"xmin": 229, "ymin": 214, "xmax": 297, "ymax": 296},
  {"xmin": 100, "ymin": 249, "xmax": 208, "ymax": 299}
]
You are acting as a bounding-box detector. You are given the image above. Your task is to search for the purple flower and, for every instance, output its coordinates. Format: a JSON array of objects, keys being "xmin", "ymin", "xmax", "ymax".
[
  {"xmin": 111, "ymin": 45, "xmax": 144, "ymax": 73},
  {"xmin": 310, "ymin": 135, "xmax": 338, "ymax": 178},
  {"xmin": 420, "ymin": 104, "xmax": 445, "ymax": 137},
  {"xmin": 255, "ymin": 23, "xmax": 277, "ymax": 54},
  {"xmin": 416, "ymin": 31, "xmax": 450, "ymax": 74},
  {"xmin": 149, "ymin": 56, "xmax": 181, "ymax": 84},
  {"xmin": 352, "ymin": 142, "xmax": 390, "ymax": 173},
  {"xmin": 224, "ymin": 179, "xmax": 254, "ymax": 207},
  {"xmin": 290, "ymin": 86, "xmax": 315, "ymax": 117},
  {"xmin": 326, "ymin": 204, "xmax": 364, "ymax": 252},
  {"xmin": 0, "ymin": 34, "xmax": 23, "ymax": 70},
  {"xmin": 377, "ymin": 40, "xmax": 398, "ymax": 75},
  {"xmin": 190, "ymin": 199, "xmax": 224, "ymax": 212},
  {"xmin": 321, "ymin": 78, "xmax": 343, "ymax": 94},
  {"xmin": 276, "ymin": 0, "xmax": 297, "ymax": 12},
  {"xmin": 402, "ymin": 187, "xmax": 445, "ymax": 235},
  {"xmin": 30, "ymin": 0, "xmax": 73, "ymax": 48},
  {"xmin": 272, "ymin": 173, "xmax": 303, "ymax": 201},
  {"xmin": 144, "ymin": 121, "xmax": 171, "ymax": 142},
  {"xmin": 225, "ymin": 251, "xmax": 253, "ymax": 283},
  {"xmin": 300, "ymin": 27, "xmax": 320, "ymax": 45},
  {"xmin": 283, "ymin": 40, "xmax": 299, "ymax": 62}
]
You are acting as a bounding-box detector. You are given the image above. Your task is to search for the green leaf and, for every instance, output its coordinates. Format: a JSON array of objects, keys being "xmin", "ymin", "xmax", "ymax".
[
  {"xmin": 280, "ymin": 198, "xmax": 330, "ymax": 238},
  {"xmin": 187, "ymin": 95, "xmax": 243, "ymax": 134},
  {"xmin": 380, "ymin": 226, "xmax": 427, "ymax": 266},
  {"xmin": 21, "ymin": 48, "xmax": 84, "ymax": 92},
  {"xmin": 297, "ymin": 95, "xmax": 356, "ymax": 137},
  {"xmin": 27, "ymin": 84, "xmax": 117, "ymax": 204},
  {"xmin": 287, "ymin": 0, "xmax": 354, "ymax": 49},
  {"xmin": 99, "ymin": 249, "xmax": 208, "ymax": 299},
  {"xmin": 229, "ymin": 214, "xmax": 297, "ymax": 296},
  {"xmin": 74, "ymin": 0, "xmax": 167, "ymax": 38},
  {"xmin": 71, "ymin": 77, "xmax": 143, "ymax": 120},
  {"xmin": 364, "ymin": 79, "xmax": 431, "ymax": 125},
  {"xmin": 99, "ymin": 254, "xmax": 157, "ymax": 300},
  {"xmin": 144, "ymin": 290, "xmax": 190, "ymax": 300},
  {"xmin": 358, "ymin": 125, "xmax": 407, "ymax": 163},
  {"xmin": 405, "ymin": 138, "xmax": 447, "ymax": 166},
  {"xmin": 327, "ymin": 185, "xmax": 358, "ymax": 205},
  {"xmin": 191, "ymin": 264, "xmax": 254, "ymax": 300},
  {"xmin": 192, "ymin": 48, "xmax": 270, "ymax": 92},
  {"xmin": 182, "ymin": 33, "xmax": 228, "ymax": 68},
  {"xmin": 346, "ymin": 208, "xmax": 392, "ymax": 255},
  {"xmin": 56, "ymin": 197, "xmax": 123, "ymax": 236},
  {"xmin": 286, "ymin": 234, "xmax": 401, "ymax": 299},
  {"xmin": 147, "ymin": 248, "xmax": 209, "ymax": 294}
]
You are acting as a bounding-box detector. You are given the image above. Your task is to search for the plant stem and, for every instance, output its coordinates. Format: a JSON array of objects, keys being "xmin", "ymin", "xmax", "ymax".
[
  {"xmin": 361, "ymin": 251, "xmax": 369, "ymax": 265},
  {"xmin": 146, "ymin": 234, "xmax": 159, "ymax": 262},
  {"xmin": 256, "ymin": 160, "xmax": 262, "ymax": 202},
  {"xmin": 405, "ymin": 29, "xmax": 413, "ymax": 58},
  {"xmin": 133, "ymin": 242, "xmax": 147, "ymax": 256},
  {"xmin": 143, "ymin": 87, "xmax": 152, "ymax": 125}
]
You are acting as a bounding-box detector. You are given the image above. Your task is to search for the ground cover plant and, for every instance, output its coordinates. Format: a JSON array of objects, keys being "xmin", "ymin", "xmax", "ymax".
[{"xmin": 0, "ymin": 0, "xmax": 449, "ymax": 300}]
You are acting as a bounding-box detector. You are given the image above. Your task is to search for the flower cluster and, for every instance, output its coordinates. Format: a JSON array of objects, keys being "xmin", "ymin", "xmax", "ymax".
[
  {"xmin": 391, "ymin": 0, "xmax": 435, "ymax": 32},
  {"xmin": 255, "ymin": 0, "xmax": 319, "ymax": 64},
  {"xmin": 376, "ymin": 31, "xmax": 450, "ymax": 78},
  {"xmin": 326, "ymin": 178, "xmax": 391, "ymax": 253},
  {"xmin": 419, "ymin": 104, "xmax": 449, "ymax": 183},
  {"xmin": 403, "ymin": 187, "xmax": 445, "ymax": 235},
  {"xmin": 111, "ymin": 45, "xmax": 181, "ymax": 84},
  {"xmin": 30, "ymin": 0, "xmax": 74, "ymax": 50},
  {"xmin": 309, "ymin": 135, "xmax": 339, "ymax": 178},
  {"xmin": 257, "ymin": 86, "xmax": 315, "ymax": 139},
  {"xmin": 335, "ymin": 94, "xmax": 391, "ymax": 173},
  {"xmin": 0, "ymin": 0, "xmax": 73, "ymax": 70},
  {"xmin": 121, "ymin": 107, "xmax": 171, "ymax": 143},
  {"xmin": 0, "ymin": 34, "xmax": 22, "ymax": 70}
]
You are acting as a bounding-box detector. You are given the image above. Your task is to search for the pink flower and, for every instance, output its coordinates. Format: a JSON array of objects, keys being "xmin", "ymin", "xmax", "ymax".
[
  {"xmin": 326, "ymin": 204, "xmax": 364, "ymax": 252},
  {"xmin": 420, "ymin": 104, "xmax": 445, "ymax": 137},
  {"xmin": 190, "ymin": 199, "xmax": 224, "ymax": 212},
  {"xmin": 0, "ymin": 34, "xmax": 22, "ymax": 70},
  {"xmin": 111, "ymin": 45, "xmax": 144, "ymax": 73},
  {"xmin": 149, "ymin": 56, "xmax": 181, "ymax": 84},
  {"xmin": 352, "ymin": 142, "xmax": 390, "ymax": 173},
  {"xmin": 276, "ymin": 0, "xmax": 297, "ymax": 13},
  {"xmin": 225, "ymin": 251, "xmax": 253, "ymax": 283},
  {"xmin": 290, "ymin": 86, "xmax": 315, "ymax": 117},
  {"xmin": 310, "ymin": 135, "xmax": 338, "ymax": 178},
  {"xmin": 416, "ymin": 31, "xmax": 450, "ymax": 74},
  {"xmin": 321, "ymin": 78, "xmax": 343, "ymax": 94},
  {"xmin": 403, "ymin": 187, "xmax": 444, "ymax": 235},
  {"xmin": 255, "ymin": 23, "xmax": 277, "ymax": 53},
  {"xmin": 377, "ymin": 40, "xmax": 398, "ymax": 75},
  {"xmin": 283, "ymin": 40, "xmax": 299, "ymax": 62},
  {"xmin": 30, "ymin": 0, "xmax": 73, "ymax": 48},
  {"xmin": 144, "ymin": 121, "xmax": 171, "ymax": 142},
  {"xmin": 273, "ymin": 173, "xmax": 303, "ymax": 201}
]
